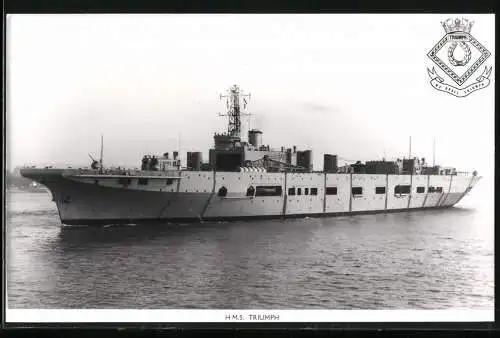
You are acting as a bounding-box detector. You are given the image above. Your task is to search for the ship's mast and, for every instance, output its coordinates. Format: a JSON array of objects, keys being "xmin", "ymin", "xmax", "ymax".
[
  {"xmin": 99, "ymin": 134, "xmax": 103, "ymax": 174},
  {"xmin": 219, "ymin": 85, "xmax": 251, "ymax": 139},
  {"xmin": 409, "ymin": 136, "xmax": 412, "ymax": 159},
  {"xmin": 433, "ymin": 137, "xmax": 436, "ymax": 167}
]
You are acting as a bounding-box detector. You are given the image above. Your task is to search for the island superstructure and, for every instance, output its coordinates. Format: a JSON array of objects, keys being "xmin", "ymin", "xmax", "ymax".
[{"xmin": 20, "ymin": 85, "xmax": 481, "ymax": 225}]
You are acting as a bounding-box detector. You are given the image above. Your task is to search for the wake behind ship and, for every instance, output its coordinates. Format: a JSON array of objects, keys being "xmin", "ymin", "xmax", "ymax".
[{"xmin": 20, "ymin": 85, "xmax": 481, "ymax": 225}]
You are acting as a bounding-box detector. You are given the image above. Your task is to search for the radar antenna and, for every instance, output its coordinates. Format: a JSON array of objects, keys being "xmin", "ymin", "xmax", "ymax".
[{"xmin": 219, "ymin": 84, "xmax": 251, "ymax": 139}]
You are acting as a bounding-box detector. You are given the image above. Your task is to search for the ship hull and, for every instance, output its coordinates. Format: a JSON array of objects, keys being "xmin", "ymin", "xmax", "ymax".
[
  {"xmin": 20, "ymin": 168, "xmax": 480, "ymax": 226},
  {"xmin": 59, "ymin": 207, "xmax": 459, "ymax": 226}
]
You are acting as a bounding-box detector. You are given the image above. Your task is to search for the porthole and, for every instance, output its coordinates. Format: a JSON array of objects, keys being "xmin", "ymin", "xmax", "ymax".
[
  {"xmin": 246, "ymin": 186, "xmax": 255, "ymax": 197},
  {"xmin": 218, "ymin": 186, "xmax": 227, "ymax": 197}
]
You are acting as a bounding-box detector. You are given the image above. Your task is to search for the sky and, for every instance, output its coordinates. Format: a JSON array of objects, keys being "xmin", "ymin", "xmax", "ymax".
[{"xmin": 6, "ymin": 14, "xmax": 495, "ymax": 178}]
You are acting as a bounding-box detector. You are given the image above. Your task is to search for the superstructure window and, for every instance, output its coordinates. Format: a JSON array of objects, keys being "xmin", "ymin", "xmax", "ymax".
[
  {"xmin": 436, "ymin": 187, "xmax": 443, "ymax": 193},
  {"xmin": 311, "ymin": 188, "xmax": 318, "ymax": 195},
  {"xmin": 428, "ymin": 186, "xmax": 435, "ymax": 193},
  {"xmin": 288, "ymin": 188, "xmax": 296, "ymax": 196},
  {"xmin": 305, "ymin": 188, "xmax": 309, "ymax": 195},
  {"xmin": 394, "ymin": 185, "xmax": 411, "ymax": 194},
  {"xmin": 138, "ymin": 178, "xmax": 149, "ymax": 185},
  {"xmin": 326, "ymin": 187, "xmax": 337, "ymax": 195},
  {"xmin": 375, "ymin": 187, "xmax": 386, "ymax": 194},
  {"xmin": 166, "ymin": 178, "xmax": 174, "ymax": 185},
  {"xmin": 255, "ymin": 186, "xmax": 282, "ymax": 197},
  {"xmin": 417, "ymin": 186, "xmax": 425, "ymax": 193},
  {"xmin": 352, "ymin": 187, "xmax": 363, "ymax": 195},
  {"xmin": 297, "ymin": 188, "xmax": 302, "ymax": 195},
  {"xmin": 246, "ymin": 186, "xmax": 255, "ymax": 197}
]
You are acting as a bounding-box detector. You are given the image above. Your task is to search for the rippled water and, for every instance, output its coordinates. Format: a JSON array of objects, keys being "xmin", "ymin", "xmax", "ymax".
[{"xmin": 6, "ymin": 181, "xmax": 494, "ymax": 309}]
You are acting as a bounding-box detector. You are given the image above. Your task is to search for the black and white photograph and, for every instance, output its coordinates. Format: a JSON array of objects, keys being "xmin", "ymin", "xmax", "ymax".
[{"xmin": 5, "ymin": 14, "xmax": 494, "ymax": 322}]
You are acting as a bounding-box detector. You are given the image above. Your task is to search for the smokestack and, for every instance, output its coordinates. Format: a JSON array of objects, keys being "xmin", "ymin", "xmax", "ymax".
[
  {"xmin": 248, "ymin": 129, "xmax": 263, "ymax": 149},
  {"xmin": 323, "ymin": 154, "xmax": 338, "ymax": 173}
]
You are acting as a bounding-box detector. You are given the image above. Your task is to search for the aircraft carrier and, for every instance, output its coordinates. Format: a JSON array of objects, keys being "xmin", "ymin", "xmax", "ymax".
[{"xmin": 20, "ymin": 85, "xmax": 481, "ymax": 225}]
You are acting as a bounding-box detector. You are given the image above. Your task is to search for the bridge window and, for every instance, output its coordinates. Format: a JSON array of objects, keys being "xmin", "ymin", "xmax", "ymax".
[
  {"xmin": 436, "ymin": 187, "xmax": 443, "ymax": 193},
  {"xmin": 311, "ymin": 187, "xmax": 318, "ymax": 195},
  {"xmin": 394, "ymin": 185, "xmax": 411, "ymax": 194},
  {"xmin": 297, "ymin": 188, "xmax": 302, "ymax": 195},
  {"xmin": 417, "ymin": 186, "xmax": 425, "ymax": 193},
  {"xmin": 218, "ymin": 186, "xmax": 227, "ymax": 197},
  {"xmin": 288, "ymin": 187, "xmax": 296, "ymax": 196},
  {"xmin": 375, "ymin": 187, "xmax": 386, "ymax": 194},
  {"xmin": 326, "ymin": 187, "xmax": 337, "ymax": 195},
  {"xmin": 352, "ymin": 187, "xmax": 363, "ymax": 195},
  {"xmin": 305, "ymin": 188, "xmax": 309, "ymax": 195},
  {"xmin": 255, "ymin": 186, "xmax": 282, "ymax": 197},
  {"xmin": 138, "ymin": 178, "xmax": 149, "ymax": 185},
  {"xmin": 428, "ymin": 186, "xmax": 435, "ymax": 193},
  {"xmin": 246, "ymin": 186, "xmax": 255, "ymax": 197}
]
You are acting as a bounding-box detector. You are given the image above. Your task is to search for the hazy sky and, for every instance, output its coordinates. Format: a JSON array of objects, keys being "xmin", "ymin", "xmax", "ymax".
[{"xmin": 6, "ymin": 14, "xmax": 495, "ymax": 177}]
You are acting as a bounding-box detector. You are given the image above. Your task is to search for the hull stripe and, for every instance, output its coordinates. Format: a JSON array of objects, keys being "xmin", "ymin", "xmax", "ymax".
[
  {"xmin": 407, "ymin": 172, "xmax": 413, "ymax": 209},
  {"xmin": 435, "ymin": 192, "xmax": 444, "ymax": 207},
  {"xmin": 199, "ymin": 170, "xmax": 217, "ymax": 220},
  {"xmin": 456, "ymin": 175, "xmax": 476, "ymax": 204},
  {"xmin": 422, "ymin": 175, "xmax": 430, "ymax": 207},
  {"xmin": 384, "ymin": 174, "xmax": 388, "ymax": 210},
  {"xmin": 349, "ymin": 173, "xmax": 353, "ymax": 213},
  {"xmin": 440, "ymin": 174, "xmax": 454, "ymax": 206},
  {"xmin": 322, "ymin": 172, "xmax": 327, "ymax": 213},
  {"xmin": 60, "ymin": 206, "xmax": 455, "ymax": 226},
  {"xmin": 282, "ymin": 172, "xmax": 287, "ymax": 216},
  {"xmin": 157, "ymin": 173, "xmax": 183, "ymax": 217}
]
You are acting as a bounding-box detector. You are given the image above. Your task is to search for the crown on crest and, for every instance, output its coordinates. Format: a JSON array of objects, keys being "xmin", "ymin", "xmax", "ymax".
[{"xmin": 441, "ymin": 18, "xmax": 474, "ymax": 34}]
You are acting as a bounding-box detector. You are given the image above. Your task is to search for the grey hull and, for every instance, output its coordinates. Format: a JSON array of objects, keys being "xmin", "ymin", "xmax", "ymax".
[{"xmin": 20, "ymin": 168, "xmax": 480, "ymax": 226}]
